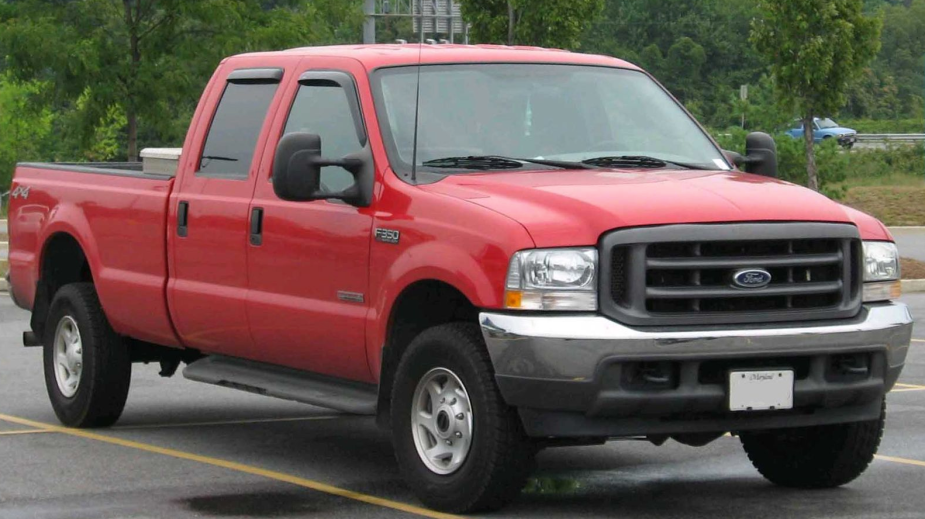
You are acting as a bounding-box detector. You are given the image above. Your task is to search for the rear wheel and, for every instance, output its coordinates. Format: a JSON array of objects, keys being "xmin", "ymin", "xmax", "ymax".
[
  {"xmin": 390, "ymin": 323, "xmax": 535, "ymax": 513},
  {"xmin": 740, "ymin": 401, "xmax": 885, "ymax": 488},
  {"xmin": 43, "ymin": 283, "xmax": 131, "ymax": 427}
]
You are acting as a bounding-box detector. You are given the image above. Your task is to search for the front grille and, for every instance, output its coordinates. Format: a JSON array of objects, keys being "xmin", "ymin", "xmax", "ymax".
[{"xmin": 599, "ymin": 223, "xmax": 862, "ymax": 326}]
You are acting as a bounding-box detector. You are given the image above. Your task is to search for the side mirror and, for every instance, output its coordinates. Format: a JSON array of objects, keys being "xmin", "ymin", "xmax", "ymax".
[
  {"xmin": 272, "ymin": 132, "xmax": 365, "ymax": 203},
  {"xmin": 743, "ymin": 132, "xmax": 778, "ymax": 178},
  {"xmin": 723, "ymin": 150, "xmax": 744, "ymax": 167}
]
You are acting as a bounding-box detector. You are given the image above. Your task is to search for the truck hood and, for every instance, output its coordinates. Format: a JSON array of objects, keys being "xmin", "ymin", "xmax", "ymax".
[{"xmin": 423, "ymin": 168, "xmax": 890, "ymax": 247}]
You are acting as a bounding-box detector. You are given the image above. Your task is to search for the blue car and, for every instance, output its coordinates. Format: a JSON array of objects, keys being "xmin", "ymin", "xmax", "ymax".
[{"xmin": 786, "ymin": 117, "xmax": 857, "ymax": 148}]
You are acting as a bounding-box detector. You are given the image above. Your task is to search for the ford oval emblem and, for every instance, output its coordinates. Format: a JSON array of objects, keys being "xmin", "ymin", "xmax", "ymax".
[{"xmin": 732, "ymin": 269, "xmax": 772, "ymax": 289}]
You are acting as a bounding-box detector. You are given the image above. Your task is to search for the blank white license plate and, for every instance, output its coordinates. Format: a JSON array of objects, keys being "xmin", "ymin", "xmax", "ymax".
[{"xmin": 729, "ymin": 370, "xmax": 794, "ymax": 411}]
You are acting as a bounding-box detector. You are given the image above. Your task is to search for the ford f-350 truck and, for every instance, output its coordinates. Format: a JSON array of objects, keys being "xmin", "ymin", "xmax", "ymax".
[{"xmin": 6, "ymin": 45, "xmax": 913, "ymax": 513}]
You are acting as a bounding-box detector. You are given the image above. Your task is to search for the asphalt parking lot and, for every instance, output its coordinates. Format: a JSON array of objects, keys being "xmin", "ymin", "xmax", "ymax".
[{"xmin": 1, "ymin": 295, "xmax": 924, "ymax": 519}]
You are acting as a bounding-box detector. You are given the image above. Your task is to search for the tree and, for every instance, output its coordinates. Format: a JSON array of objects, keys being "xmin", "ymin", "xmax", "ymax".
[
  {"xmin": 0, "ymin": 74, "xmax": 53, "ymax": 189},
  {"xmin": 751, "ymin": 0, "xmax": 881, "ymax": 191},
  {"xmin": 580, "ymin": 0, "xmax": 765, "ymax": 128},
  {"xmin": 460, "ymin": 0, "xmax": 604, "ymax": 49},
  {"xmin": 0, "ymin": 0, "xmax": 363, "ymax": 164}
]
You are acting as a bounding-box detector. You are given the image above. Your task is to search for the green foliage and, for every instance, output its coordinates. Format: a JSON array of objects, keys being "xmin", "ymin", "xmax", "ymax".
[
  {"xmin": 751, "ymin": 0, "xmax": 882, "ymax": 120},
  {"xmin": 751, "ymin": 0, "xmax": 882, "ymax": 190},
  {"xmin": 460, "ymin": 0, "xmax": 604, "ymax": 49},
  {"xmin": 838, "ymin": 118, "xmax": 924, "ymax": 133},
  {"xmin": 840, "ymin": 144, "xmax": 925, "ymax": 183},
  {"xmin": 715, "ymin": 128, "xmax": 847, "ymax": 198},
  {"xmin": 714, "ymin": 127, "xmax": 924, "ymax": 200},
  {"xmin": 583, "ymin": 0, "xmax": 765, "ymax": 128},
  {"xmin": 0, "ymin": 73, "xmax": 53, "ymax": 189},
  {"xmin": 0, "ymin": 0, "xmax": 364, "ymax": 172},
  {"xmin": 583, "ymin": 0, "xmax": 921, "ymax": 133},
  {"xmin": 868, "ymin": 0, "xmax": 925, "ymax": 119}
]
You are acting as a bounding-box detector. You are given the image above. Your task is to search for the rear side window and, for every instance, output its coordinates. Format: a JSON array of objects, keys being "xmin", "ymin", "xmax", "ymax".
[
  {"xmin": 283, "ymin": 82, "xmax": 364, "ymax": 193},
  {"xmin": 197, "ymin": 81, "xmax": 279, "ymax": 179}
]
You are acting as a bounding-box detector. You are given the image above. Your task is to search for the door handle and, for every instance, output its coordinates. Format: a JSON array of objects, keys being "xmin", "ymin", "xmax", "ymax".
[
  {"xmin": 250, "ymin": 207, "xmax": 264, "ymax": 246},
  {"xmin": 177, "ymin": 201, "xmax": 189, "ymax": 237}
]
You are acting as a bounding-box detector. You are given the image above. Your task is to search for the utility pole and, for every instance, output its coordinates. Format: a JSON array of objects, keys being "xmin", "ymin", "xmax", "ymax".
[{"xmin": 363, "ymin": 0, "xmax": 376, "ymax": 44}]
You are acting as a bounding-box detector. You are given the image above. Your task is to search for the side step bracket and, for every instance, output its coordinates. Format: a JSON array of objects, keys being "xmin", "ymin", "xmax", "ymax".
[{"xmin": 183, "ymin": 356, "xmax": 377, "ymax": 415}]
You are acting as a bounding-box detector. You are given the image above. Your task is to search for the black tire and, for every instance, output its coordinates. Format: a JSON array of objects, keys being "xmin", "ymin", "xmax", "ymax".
[
  {"xmin": 390, "ymin": 323, "xmax": 535, "ymax": 513},
  {"xmin": 740, "ymin": 401, "xmax": 885, "ymax": 488},
  {"xmin": 43, "ymin": 283, "xmax": 131, "ymax": 427}
]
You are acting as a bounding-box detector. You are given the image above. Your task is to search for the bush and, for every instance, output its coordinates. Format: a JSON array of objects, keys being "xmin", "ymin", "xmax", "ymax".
[
  {"xmin": 841, "ymin": 144, "xmax": 925, "ymax": 183},
  {"xmin": 712, "ymin": 130, "xmax": 925, "ymax": 198},
  {"xmin": 837, "ymin": 118, "xmax": 924, "ymax": 134}
]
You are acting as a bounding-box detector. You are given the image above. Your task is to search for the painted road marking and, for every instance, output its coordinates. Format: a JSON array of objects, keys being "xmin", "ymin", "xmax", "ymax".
[
  {"xmin": 0, "ymin": 413, "xmax": 458, "ymax": 519},
  {"xmin": 893, "ymin": 383, "xmax": 925, "ymax": 392},
  {"xmin": 894, "ymin": 383, "xmax": 925, "ymax": 389},
  {"xmin": 0, "ymin": 428, "xmax": 54, "ymax": 436},
  {"xmin": 112, "ymin": 415, "xmax": 340, "ymax": 430},
  {"xmin": 912, "ymin": 339, "xmax": 925, "ymax": 344},
  {"xmin": 876, "ymin": 455, "xmax": 925, "ymax": 468}
]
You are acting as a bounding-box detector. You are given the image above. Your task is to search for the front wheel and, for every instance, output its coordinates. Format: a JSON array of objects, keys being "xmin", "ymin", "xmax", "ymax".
[
  {"xmin": 390, "ymin": 323, "xmax": 535, "ymax": 513},
  {"xmin": 739, "ymin": 401, "xmax": 885, "ymax": 488}
]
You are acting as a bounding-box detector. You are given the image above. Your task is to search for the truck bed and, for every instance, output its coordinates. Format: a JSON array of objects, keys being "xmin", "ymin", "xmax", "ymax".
[{"xmin": 8, "ymin": 162, "xmax": 180, "ymax": 347}]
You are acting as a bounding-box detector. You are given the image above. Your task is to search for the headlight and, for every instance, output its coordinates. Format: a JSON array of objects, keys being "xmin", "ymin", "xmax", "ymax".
[
  {"xmin": 862, "ymin": 241, "xmax": 901, "ymax": 302},
  {"xmin": 504, "ymin": 248, "xmax": 597, "ymax": 311}
]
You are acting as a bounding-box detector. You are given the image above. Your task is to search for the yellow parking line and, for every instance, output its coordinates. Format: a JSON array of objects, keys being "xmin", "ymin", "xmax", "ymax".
[
  {"xmin": 891, "ymin": 388, "xmax": 925, "ymax": 393},
  {"xmin": 112, "ymin": 415, "xmax": 339, "ymax": 430},
  {"xmin": 876, "ymin": 455, "xmax": 925, "ymax": 468},
  {"xmin": 894, "ymin": 383, "xmax": 925, "ymax": 389},
  {"xmin": 0, "ymin": 413, "xmax": 458, "ymax": 519},
  {"xmin": 0, "ymin": 428, "xmax": 54, "ymax": 436}
]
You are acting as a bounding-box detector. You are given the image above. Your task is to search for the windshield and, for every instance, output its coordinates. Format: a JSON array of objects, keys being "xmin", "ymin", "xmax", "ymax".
[
  {"xmin": 817, "ymin": 118, "xmax": 839, "ymax": 129},
  {"xmin": 371, "ymin": 64, "xmax": 730, "ymax": 176}
]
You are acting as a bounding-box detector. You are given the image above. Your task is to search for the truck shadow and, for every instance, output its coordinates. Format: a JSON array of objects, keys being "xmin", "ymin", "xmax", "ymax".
[{"xmin": 116, "ymin": 406, "xmax": 901, "ymax": 518}]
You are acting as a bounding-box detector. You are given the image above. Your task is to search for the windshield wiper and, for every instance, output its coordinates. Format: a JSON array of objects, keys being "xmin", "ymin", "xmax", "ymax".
[
  {"xmin": 422, "ymin": 155, "xmax": 595, "ymax": 171},
  {"xmin": 581, "ymin": 155, "xmax": 711, "ymax": 170}
]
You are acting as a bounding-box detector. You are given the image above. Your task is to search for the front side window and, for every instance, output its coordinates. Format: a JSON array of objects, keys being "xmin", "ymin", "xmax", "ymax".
[
  {"xmin": 197, "ymin": 81, "xmax": 278, "ymax": 179},
  {"xmin": 282, "ymin": 81, "xmax": 363, "ymax": 193},
  {"xmin": 372, "ymin": 64, "xmax": 729, "ymax": 176}
]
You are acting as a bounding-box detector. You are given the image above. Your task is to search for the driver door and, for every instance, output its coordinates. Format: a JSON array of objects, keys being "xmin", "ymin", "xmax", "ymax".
[{"xmin": 246, "ymin": 60, "xmax": 375, "ymax": 382}]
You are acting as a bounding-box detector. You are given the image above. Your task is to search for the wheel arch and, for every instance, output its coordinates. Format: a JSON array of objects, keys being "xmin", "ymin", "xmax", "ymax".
[
  {"xmin": 31, "ymin": 232, "xmax": 95, "ymax": 339},
  {"xmin": 375, "ymin": 279, "xmax": 480, "ymax": 428}
]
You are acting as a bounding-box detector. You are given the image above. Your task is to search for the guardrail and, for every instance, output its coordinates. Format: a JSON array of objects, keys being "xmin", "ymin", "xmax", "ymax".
[{"xmin": 856, "ymin": 134, "xmax": 925, "ymax": 143}]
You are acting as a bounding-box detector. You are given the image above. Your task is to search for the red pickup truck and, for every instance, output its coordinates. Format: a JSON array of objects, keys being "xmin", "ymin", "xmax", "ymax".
[{"xmin": 6, "ymin": 45, "xmax": 913, "ymax": 513}]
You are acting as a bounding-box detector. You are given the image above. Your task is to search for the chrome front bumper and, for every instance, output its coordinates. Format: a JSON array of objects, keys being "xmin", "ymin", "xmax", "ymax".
[{"xmin": 479, "ymin": 303, "xmax": 913, "ymax": 437}]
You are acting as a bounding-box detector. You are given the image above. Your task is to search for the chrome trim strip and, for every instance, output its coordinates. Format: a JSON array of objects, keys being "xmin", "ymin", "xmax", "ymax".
[{"xmin": 479, "ymin": 303, "xmax": 913, "ymax": 381}]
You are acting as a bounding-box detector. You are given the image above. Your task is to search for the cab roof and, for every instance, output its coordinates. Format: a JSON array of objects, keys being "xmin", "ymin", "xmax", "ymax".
[{"xmin": 229, "ymin": 43, "xmax": 641, "ymax": 71}]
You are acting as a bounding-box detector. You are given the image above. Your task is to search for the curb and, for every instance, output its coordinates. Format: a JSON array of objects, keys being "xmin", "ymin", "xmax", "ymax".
[{"xmin": 0, "ymin": 278, "xmax": 6, "ymax": 293}]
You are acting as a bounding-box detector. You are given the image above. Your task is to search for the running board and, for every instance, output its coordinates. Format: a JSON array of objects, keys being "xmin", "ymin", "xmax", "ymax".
[{"xmin": 183, "ymin": 356, "xmax": 377, "ymax": 415}]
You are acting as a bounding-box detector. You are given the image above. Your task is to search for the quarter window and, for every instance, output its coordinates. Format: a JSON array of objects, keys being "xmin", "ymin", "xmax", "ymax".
[{"xmin": 197, "ymin": 81, "xmax": 279, "ymax": 179}]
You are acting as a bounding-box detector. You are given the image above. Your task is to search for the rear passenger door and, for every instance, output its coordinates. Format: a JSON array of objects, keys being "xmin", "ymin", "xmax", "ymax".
[
  {"xmin": 168, "ymin": 62, "xmax": 290, "ymax": 357},
  {"xmin": 245, "ymin": 60, "xmax": 375, "ymax": 382}
]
